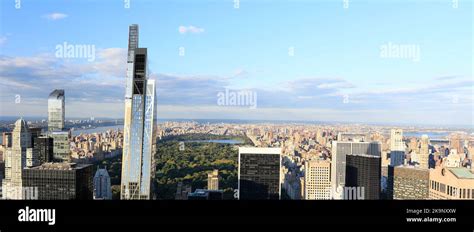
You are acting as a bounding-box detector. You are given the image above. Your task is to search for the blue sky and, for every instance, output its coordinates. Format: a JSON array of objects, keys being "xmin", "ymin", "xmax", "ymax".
[{"xmin": 0, "ymin": 0, "xmax": 472, "ymax": 126}]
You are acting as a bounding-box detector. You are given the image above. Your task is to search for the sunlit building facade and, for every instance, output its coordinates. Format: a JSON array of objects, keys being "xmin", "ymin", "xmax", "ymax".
[
  {"xmin": 304, "ymin": 159, "xmax": 331, "ymax": 199},
  {"xmin": 390, "ymin": 129, "xmax": 405, "ymax": 167},
  {"xmin": 121, "ymin": 24, "xmax": 156, "ymax": 200},
  {"xmin": 429, "ymin": 167, "xmax": 474, "ymax": 200},
  {"xmin": 48, "ymin": 89, "xmax": 65, "ymax": 132},
  {"xmin": 50, "ymin": 131, "xmax": 70, "ymax": 162},
  {"xmin": 419, "ymin": 135, "xmax": 430, "ymax": 169},
  {"xmin": 207, "ymin": 169, "xmax": 219, "ymax": 191},
  {"xmin": 2, "ymin": 119, "xmax": 31, "ymax": 199}
]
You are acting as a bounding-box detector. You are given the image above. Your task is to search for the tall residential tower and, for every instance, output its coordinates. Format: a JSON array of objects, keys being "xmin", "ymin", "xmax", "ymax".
[{"xmin": 120, "ymin": 24, "xmax": 157, "ymax": 200}]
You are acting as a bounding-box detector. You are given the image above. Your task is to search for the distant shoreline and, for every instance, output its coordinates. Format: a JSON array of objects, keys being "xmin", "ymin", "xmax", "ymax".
[{"xmin": 0, "ymin": 116, "xmax": 472, "ymax": 129}]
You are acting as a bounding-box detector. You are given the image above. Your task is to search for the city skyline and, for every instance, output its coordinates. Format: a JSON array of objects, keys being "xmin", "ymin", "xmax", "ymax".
[{"xmin": 0, "ymin": 0, "xmax": 472, "ymax": 126}]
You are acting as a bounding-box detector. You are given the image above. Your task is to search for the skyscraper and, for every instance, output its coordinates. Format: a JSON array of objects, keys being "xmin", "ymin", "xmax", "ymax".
[
  {"xmin": 33, "ymin": 137, "xmax": 54, "ymax": 164},
  {"xmin": 419, "ymin": 135, "xmax": 430, "ymax": 169},
  {"xmin": 331, "ymin": 141, "xmax": 381, "ymax": 198},
  {"xmin": 22, "ymin": 163, "xmax": 93, "ymax": 200},
  {"xmin": 238, "ymin": 147, "xmax": 281, "ymax": 200},
  {"xmin": 121, "ymin": 24, "xmax": 156, "ymax": 200},
  {"xmin": 2, "ymin": 119, "xmax": 31, "ymax": 199},
  {"xmin": 304, "ymin": 159, "xmax": 331, "ymax": 200},
  {"xmin": 48, "ymin": 89, "xmax": 65, "ymax": 132},
  {"xmin": 390, "ymin": 129, "xmax": 404, "ymax": 151},
  {"xmin": 207, "ymin": 169, "xmax": 219, "ymax": 190},
  {"xmin": 390, "ymin": 129, "xmax": 405, "ymax": 167},
  {"xmin": 345, "ymin": 154, "xmax": 381, "ymax": 200},
  {"xmin": 93, "ymin": 168, "xmax": 112, "ymax": 200}
]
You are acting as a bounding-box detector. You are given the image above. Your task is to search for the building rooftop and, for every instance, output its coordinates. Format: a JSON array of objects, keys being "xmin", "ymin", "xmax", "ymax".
[
  {"xmin": 187, "ymin": 189, "xmax": 224, "ymax": 197},
  {"xmin": 49, "ymin": 89, "xmax": 65, "ymax": 99},
  {"xmin": 14, "ymin": 119, "xmax": 29, "ymax": 132},
  {"xmin": 448, "ymin": 167, "xmax": 474, "ymax": 179},
  {"xmin": 94, "ymin": 168, "xmax": 110, "ymax": 178},
  {"xmin": 239, "ymin": 147, "xmax": 281, "ymax": 154},
  {"xmin": 349, "ymin": 154, "xmax": 380, "ymax": 158},
  {"xmin": 29, "ymin": 162, "xmax": 91, "ymax": 171}
]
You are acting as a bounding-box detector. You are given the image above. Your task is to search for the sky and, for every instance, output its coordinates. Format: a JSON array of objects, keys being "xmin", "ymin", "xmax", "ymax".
[{"xmin": 0, "ymin": 0, "xmax": 472, "ymax": 126}]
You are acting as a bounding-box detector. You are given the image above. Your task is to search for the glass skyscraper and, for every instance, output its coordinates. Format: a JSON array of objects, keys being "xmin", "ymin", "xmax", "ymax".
[
  {"xmin": 345, "ymin": 154, "xmax": 381, "ymax": 200},
  {"xmin": 331, "ymin": 141, "xmax": 381, "ymax": 199},
  {"xmin": 48, "ymin": 89, "xmax": 65, "ymax": 132},
  {"xmin": 120, "ymin": 24, "xmax": 156, "ymax": 200},
  {"xmin": 238, "ymin": 147, "xmax": 281, "ymax": 200}
]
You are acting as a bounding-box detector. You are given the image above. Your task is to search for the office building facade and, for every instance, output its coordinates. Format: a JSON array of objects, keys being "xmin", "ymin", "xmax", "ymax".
[
  {"xmin": 48, "ymin": 89, "xmax": 65, "ymax": 132},
  {"xmin": 238, "ymin": 147, "xmax": 281, "ymax": 200},
  {"xmin": 345, "ymin": 154, "xmax": 381, "ymax": 200},
  {"xmin": 93, "ymin": 168, "xmax": 112, "ymax": 200},
  {"xmin": 33, "ymin": 137, "xmax": 54, "ymax": 164},
  {"xmin": 390, "ymin": 129, "xmax": 405, "ymax": 167},
  {"xmin": 429, "ymin": 167, "xmax": 474, "ymax": 199},
  {"xmin": 419, "ymin": 135, "xmax": 430, "ymax": 169},
  {"xmin": 393, "ymin": 166, "xmax": 429, "ymax": 199},
  {"xmin": 304, "ymin": 159, "xmax": 331, "ymax": 199},
  {"xmin": 22, "ymin": 163, "xmax": 93, "ymax": 200},
  {"xmin": 331, "ymin": 141, "xmax": 381, "ymax": 198},
  {"xmin": 50, "ymin": 131, "xmax": 70, "ymax": 162}
]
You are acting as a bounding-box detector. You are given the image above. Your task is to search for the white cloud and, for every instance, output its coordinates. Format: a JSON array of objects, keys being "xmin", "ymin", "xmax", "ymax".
[
  {"xmin": 178, "ymin": 25, "xmax": 204, "ymax": 34},
  {"xmin": 43, "ymin": 13, "xmax": 68, "ymax": 20},
  {"xmin": 0, "ymin": 51, "xmax": 471, "ymax": 125}
]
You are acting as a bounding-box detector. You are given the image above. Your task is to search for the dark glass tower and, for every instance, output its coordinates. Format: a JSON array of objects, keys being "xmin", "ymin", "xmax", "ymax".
[
  {"xmin": 22, "ymin": 163, "xmax": 93, "ymax": 200},
  {"xmin": 345, "ymin": 154, "xmax": 381, "ymax": 200},
  {"xmin": 238, "ymin": 147, "xmax": 281, "ymax": 200},
  {"xmin": 33, "ymin": 137, "xmax": 54, "ymax": 164}
]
